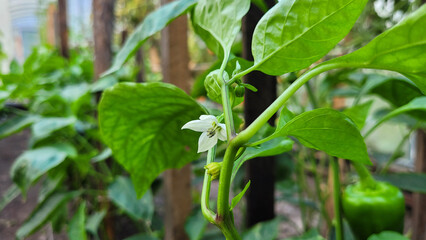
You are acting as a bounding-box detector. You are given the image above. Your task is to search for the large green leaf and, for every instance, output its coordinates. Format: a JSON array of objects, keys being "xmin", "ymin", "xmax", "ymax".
[
  {"xmin": 0, "ymin": 114, "xmax": 39, "ymax": 139},
  {"xmin": 68, "ymin": 203, "xmax": 87, "ymax": 240},
  {"xmin": 193, "ymin": 0, "xmax": 250, "ymax": 56},
  {"xmin": 279, "ymin": 108, "xmax": 370, "ymax": 164},
  {"xmin": 374, "ymin": 173, "xmax": 426, "ymax": 194},
  {"xmin": 367, "ymin": 231, "xmax": 409, "ymax": 240},
  {"xmin": 231, "ymin": 124, "xmax": 294, "ymax": 181},
  {"xmin": 11, "ymin": 143, "xmax": 77, "ymax": 195},
  {"xmin": 99, "ymin": 82, "xmax": 205, "ymax": 197},
  {"xmin": 243, "ymin": 218, "xmax": 279, "ymax": 240},
  {"xmin": 251, "ymin": 0, "xmax": 368, "ymax": 75},
  {"xmin": 366, "ymin": 96, "xmax": 426, "ymax": 136},
  {"xmin": 16, "ymin": 191, "xmax": 80, "ymax": 240},
  {"xmin": 108, "ymin": 176, "xmax": 154, "ymax": 221},
  {"xmin": 104, "ymin": 0, "xmax": 197, "ymax": 76},
  {"xmin": 325, "ymin": 4, "xmax": 426, "ymax": 93}
]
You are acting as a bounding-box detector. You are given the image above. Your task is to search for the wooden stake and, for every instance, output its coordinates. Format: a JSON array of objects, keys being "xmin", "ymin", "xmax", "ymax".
[
  {"xmin": 160, "ymin": 1, "xmax": 191, "ymax": 239},
  {"xmin": 413, "ymin": 130, "xmax": 426, "ymax": 240},
  {"xmin": 57, "ymin": 0, "xmax": 69, "ymax": 58}
]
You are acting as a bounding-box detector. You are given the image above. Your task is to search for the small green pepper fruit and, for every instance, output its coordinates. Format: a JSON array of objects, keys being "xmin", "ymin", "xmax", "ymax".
[{"xmin": 342, "ymin": 181, "xmax": 405, "ymax": 240}]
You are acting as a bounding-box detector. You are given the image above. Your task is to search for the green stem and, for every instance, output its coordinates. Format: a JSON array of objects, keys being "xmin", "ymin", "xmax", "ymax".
[
  {"xmin": 201, "ymin": 146, "xmax": 217, "ymax": 224},
  {"xmin": 296, "ymin": 153, "xmax": 308, "ymax": 230},
  {"xmin": 352, "ymin": 161, "xmax": 377, "ymax": 189},
  {"xmin": 227, "ymin": 65, "xmax": 256, "ymax": 85},
  {"xmin": 305, "ymin": 81, "xmax": 318, "ymax": 108},
  {"xmin": 331, "ymin": 158, "xmax": 343, "ymax": 240},
  {"xmin": 381, "ymin": 126, "xmax": 416, "ymax": 173},
  {"xmin": 310, "ymin": 156, "xmax": 332, "ymax": 227}
]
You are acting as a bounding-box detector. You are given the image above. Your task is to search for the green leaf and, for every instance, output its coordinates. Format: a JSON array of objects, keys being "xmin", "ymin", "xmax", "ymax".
[
  {"xmin": 185, "ymin": 208, "xmax": 208, "ymax": 240},
  {"xmin": 232, "ymin": 125, "xmax": 294, "ymax": 181},
  {"xmin": 343, "ymin": 101, "xmax": 373, "ymax": 130},
  {"xmin": 277, "ymin": 107, "xmax": 296, "ymax": 132},
  {"xmin": 104, "ymin": 0, "xmax": 197, "ymax": 76},
  {"xmin": 38, "ymin": 171, "xmax": 66, "ymax": 203},
  {"xmin": 374, "ymin": 173, "xmax": 426, "ymax": 194},
  {"xmin": 279, "ymin": 108, "xmax": 370, "ymax": 165},
  {"xmin": 31, "ymin": 116, "xmax": 76, "ymax": 141},
  {"xmin": 11, "ymin": 143, "xmax": 77, "ymax": 195},
  {"xmin": 0, "ymin": 184, "xmax": 20, "ymax": 212},
  {"xmin": 252, "ymin": 0, "xmax": 368, "ymax": 75},
  {"xmin": 108, "ymin": 176, "xmax": 154, "ymax": 221},
  {"xmin": 0, "ymin": 114, "xmax": 39, "ymax": 139},
  {"xmin": 193, "ymin": 0, "xmax": 250, "ymax": 57},
  {"xmin": 123, "ymin": 234, "xmax": 160, "ymax": 240},
  {"xmin": 68, "ymin": 203, "xmax": 87, "ymax": 240},
  {"xmin": 367, "ymin": 231, "xmax": 410, "ymax": 240},
  {"xmin": 364, "ymin": 77, "xmax": 423, "ymax": 108},
  {"xmin": 366, "ymin": 96, "xmax": 426, "ymax": 136},
  {"xmin": 325, "ymin": 5, "xmax": 426, "ymax": 93},
  {"xmin": 90, "ymin": 76, "xmax": 118, "ymax": 93},
  {"xmin": 230, "ymin": 180, "xmax": 250, "ymax": 211},
  {"xmin": 99, "ymin": 82, "xmax": 205, "ymax": 197},
  {"xmin": 287, "ymin": 229, "xmax": 325, "ymax": 240},
  {"xmin": 16, "ymin": 191, "xmax": 80, "ymax": 240},
  {"xmin": 85, "ymin": 210, "xmax": 106, "ymax": 236},
  {"xmin": 243, "ymin": 218, "xmax": 279, "ymax": 240},
  {"xmin": 91, "ymin": 148, "xmax": 112, "ymax": 163}
]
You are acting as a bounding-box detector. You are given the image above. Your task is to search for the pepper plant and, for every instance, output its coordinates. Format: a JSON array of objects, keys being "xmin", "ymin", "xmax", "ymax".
[{"xmin": 99, "ymin": 0, "xmax": 426, "ymax": 239}]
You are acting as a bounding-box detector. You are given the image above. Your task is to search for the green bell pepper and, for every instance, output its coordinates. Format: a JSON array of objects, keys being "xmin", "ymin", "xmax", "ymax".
[{"xmin": 342, "ymin": 180, "xmax": 405, "ymax": 240}]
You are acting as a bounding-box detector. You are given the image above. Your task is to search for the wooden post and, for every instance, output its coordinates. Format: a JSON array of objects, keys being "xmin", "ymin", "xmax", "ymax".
[
  {"xmin": 46, "ymin": 4, "xmax": 57, "ymax": 46},
  {"xmin": 242, "ymin": 1, "xmax": 277, "ymax": 227},
  {"xmin": 93, "ymin": 1, "xmax": 116, "ymax": 239},
  {"xmin": 160, "ymin": 1, "xmax": 191, "ymax": 239},
  {"xmin": 57, "ymin": 0, "xmax": 69, "ymax": 58},
  {"xmin": 93, "ymin": 0, "xmax": 115, "ymax": 79},
  {"xmin": 413, "ymin": 130, "xmax": 426, "ymax": 240}
]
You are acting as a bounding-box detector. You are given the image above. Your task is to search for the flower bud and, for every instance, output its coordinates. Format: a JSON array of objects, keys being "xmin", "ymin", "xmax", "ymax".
[
  {"xmin": 235, "ymin": 85, "xmax": 245, "ymax": 97},
  {"xmin": 204, "ymin": 162, "xmax": 223, "ymax": 180},
  {"xmin": 204, "ymin": 70, "xmax": 229, "ymax": 103}
]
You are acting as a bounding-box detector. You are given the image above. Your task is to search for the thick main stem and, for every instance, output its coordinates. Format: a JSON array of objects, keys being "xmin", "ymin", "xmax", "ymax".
[{"xmin": 331, "ymin": 158, "xmax": 343, "ymax": 240}]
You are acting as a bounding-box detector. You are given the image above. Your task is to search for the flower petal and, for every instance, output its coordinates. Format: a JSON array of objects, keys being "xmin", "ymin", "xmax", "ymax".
[
  {"xmin": 198, "ymin": 131, "xmax": 218, "ymax": 153},
  {"xmin": 199, "ymin": 115, "xmax": 218, "ymax": 123},
  {"xmin": 182, "ymin": 119, "xmax": 211, "ymax": 132},
  {"xmin": 217, "ymin": 123, "xmax": 227, "ymax": 141}
]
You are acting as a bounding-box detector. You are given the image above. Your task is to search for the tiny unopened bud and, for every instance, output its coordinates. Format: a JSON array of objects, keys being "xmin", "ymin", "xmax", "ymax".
[{"xmin": 204, "ymin": 162, "xmax": 223, "ymax": 180}]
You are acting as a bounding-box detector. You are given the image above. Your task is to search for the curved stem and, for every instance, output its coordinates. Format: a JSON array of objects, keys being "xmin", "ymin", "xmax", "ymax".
[
  {"xmin": 381, "ymin": 127, "xmax": 415, "ymax": 173},
  {"xmin": 234, "ymin": 62, "xmax": 345, "ymax": 145},
  {"xmin": 352, "ymin": 161, "xmax": 377, "ymax": 189},
  {"xmin": 201, "ymin": 146, "xmax": 217, "ymax": 224},
  {"xmin": 331, "ymin": 158, "xmax": 343, "ymax": 240}
]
